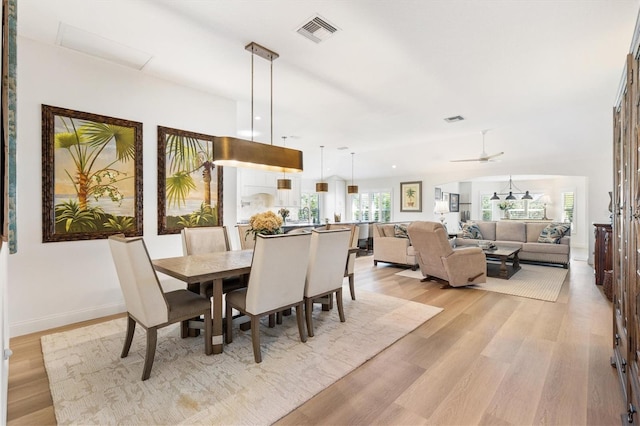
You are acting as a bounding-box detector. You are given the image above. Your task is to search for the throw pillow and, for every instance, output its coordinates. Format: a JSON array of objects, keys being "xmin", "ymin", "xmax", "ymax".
[
  {"xmin": 461, "ymin": 222, "xmax": 483, "ymax": 239},
  {"xmin": 394, "ymin": 224, "xmax": 409, "ymax": 238},
  {"xmin": 538, "ymin": 223, "xmax": 571, "ymax": 244}
]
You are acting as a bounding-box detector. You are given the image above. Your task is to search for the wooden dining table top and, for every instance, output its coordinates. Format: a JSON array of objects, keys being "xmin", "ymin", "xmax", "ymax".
[{"xmin": 152, "ymin": 249, "xmax": 254, "ymax": 283}]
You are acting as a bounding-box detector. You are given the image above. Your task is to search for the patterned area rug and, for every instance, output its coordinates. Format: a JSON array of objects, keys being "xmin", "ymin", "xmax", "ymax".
[
  {"xmin": 395, "ymin": 264, "xmax": 568, "ymax": 302},
  {"xmin": 42, "ymin": 288, "xmax": 442, "ymax": 425}
]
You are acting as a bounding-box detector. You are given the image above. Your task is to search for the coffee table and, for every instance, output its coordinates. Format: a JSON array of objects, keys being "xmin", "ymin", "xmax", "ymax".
[{"xmin": 483, "ymin": 246, "xmax": 521, "ymax": 279}]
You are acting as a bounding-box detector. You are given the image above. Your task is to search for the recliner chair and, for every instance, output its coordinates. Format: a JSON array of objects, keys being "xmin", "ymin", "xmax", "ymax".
[{"xmin": 407, "ymin": 221, "xmax": 486, "ymax": 287}]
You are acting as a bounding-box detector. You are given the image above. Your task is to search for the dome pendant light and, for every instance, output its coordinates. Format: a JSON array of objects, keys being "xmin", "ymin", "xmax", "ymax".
[
  {"xmin": 276, "ymin": 136, "xmax": 292, "ymax": 190},
  {"xmin": 316, "ymin": 146, "xmax": 328, "ymax": 192},
  {"xmin": 347, "ymin": 152, "xmax": 358, "ymax": 194}
]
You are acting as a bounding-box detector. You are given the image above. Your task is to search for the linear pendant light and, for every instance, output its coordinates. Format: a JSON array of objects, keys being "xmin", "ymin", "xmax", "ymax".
[
  {"xmin": 213, "ymin": 42, "xmax": 303, "ymax": 173},
  {"xmin": 347, "ymin": 152, "xmax": 358, "ymax": 194},
  {"xmin": 277, "ymin": 136, "xmax": 292, "ymax": 190},
  {"xmin": 316, "ymin": 145, "xmax": 328, "ymax": 192},
  {"xmin": 490, "ymin": 175, "xmax": 532, "ymax": 201}
]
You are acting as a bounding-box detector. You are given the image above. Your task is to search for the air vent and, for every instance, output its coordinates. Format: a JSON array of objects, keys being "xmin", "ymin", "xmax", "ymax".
[
  {"xmin": 444, "ymin": 115, "xmax": 465, "ymax": 123},
  {"xmin": 296, "ymin": 15, "xmax": 338, "ymax": 43}
]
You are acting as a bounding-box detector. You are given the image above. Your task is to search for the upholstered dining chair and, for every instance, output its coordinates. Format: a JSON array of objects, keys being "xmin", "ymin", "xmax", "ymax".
[
  {"xmin": 236, "ymin": 224, "xmax": 255, "ymax": 250},
  {"xmin": 225, "ymin": 232, "xmax": 312, "ymax": 363},
  {"xmin": 407, "ymin": 221, "xmax": 486, "ymax": 287},
  {"xmin": 327, "ymin": 224, "xmax": 360, "ymax": 300},
  {"xmin": 304, "ymin": 228, "xmax": 352, "ymax": 337},
  {"xmin": 108, "ymin": 235, "xmax": 212, "ymax": 381},
  {"xmin": 181, "ymin": 226, "xmax": 246, "ymax": 295}
]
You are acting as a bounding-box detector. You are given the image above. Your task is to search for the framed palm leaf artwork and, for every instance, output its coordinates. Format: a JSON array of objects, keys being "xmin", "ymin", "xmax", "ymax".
[
  {"xmin": 42, "ymin": 105, "xmax": 143, "ymax": 242},
  {"xmin": 157, "ymin": 126, "xmax": 223, "ymax": 234}
]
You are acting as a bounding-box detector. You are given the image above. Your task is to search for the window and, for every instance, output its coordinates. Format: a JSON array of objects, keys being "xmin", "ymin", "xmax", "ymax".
[
  {"xmin": 562, "ymin": 191, "xmax": 575, "ymax": 225},
  {"xmin": 480, "ymin": 194, "xmax": 492, "ymax": 220},
  {"xmin": 300, "ymin": 192, "xmax": 320, "ymax": 223},
  {"xmin": 351, "ymin": 191, "xmax": 391, "ymax": 222},
  {"xmin": 489, "ymin": 193, "xmax": 544, "ymax": 220}
]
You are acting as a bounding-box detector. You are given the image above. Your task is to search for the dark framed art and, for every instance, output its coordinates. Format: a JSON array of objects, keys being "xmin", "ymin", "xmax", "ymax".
[
  {"xmin": 435, "ymin": 187, "xmax": 442, "ymax": 201},
  {"xmin": 400, "ymin": 181, "xmax": 422, "ymax": 212},
  {"xmin": 157, "ymin": 126, "xmax": 223, "ymax": 234},
  {"xmin": 42, "ymin": 105, "xmax": 143, "ymax": 242},
  {"xmin": 449, "ymin": 193, "xmax": 460, "ymax": 212}
]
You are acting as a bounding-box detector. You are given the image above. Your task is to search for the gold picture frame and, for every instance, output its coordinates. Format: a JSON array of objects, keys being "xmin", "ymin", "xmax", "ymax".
[
  {"xmin": 42, "ymin": 105, "xmax": 143, "ymax": 242},
  {"xmin": 157, "ymin": 126, "xmax": 223, "ymax": 234}
]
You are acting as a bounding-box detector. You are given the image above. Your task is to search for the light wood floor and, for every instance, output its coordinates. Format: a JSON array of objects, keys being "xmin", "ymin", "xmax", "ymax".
[{"xmin": 7, "ymin": 256, "xmax": 621, "ymax": 425}]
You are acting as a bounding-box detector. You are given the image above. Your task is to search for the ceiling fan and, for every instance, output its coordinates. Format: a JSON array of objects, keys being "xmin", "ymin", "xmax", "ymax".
[{"xmin": 450, "ymin": 130, "xmax": 504, "ymax": 163}]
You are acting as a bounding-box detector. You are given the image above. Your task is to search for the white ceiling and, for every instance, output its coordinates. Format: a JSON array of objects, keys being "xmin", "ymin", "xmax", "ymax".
[{"xmin": 17, "ymin": 0, "xmax": 640, "ymax": 182}]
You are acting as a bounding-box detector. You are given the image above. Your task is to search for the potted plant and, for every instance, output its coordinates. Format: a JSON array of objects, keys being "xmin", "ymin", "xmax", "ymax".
[{"xmin": 405, "ymin": 187, "xmax": 416, "ymax": 207}]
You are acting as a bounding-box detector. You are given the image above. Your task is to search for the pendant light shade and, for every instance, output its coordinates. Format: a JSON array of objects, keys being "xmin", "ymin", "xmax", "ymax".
[
  {"xmin": 212, "ymin": 42, "xmax": 303, "ymax": 173},
  {"xmin": 490, "ymin": 192, "xmax": 500, "ymax": 200},
  {"xmin": 316, "ymin": 146, "xmax": 328, "ymax": 192},
  {"xmin": 522, "ymin": 190, "xmax": 533, "ymax": 200},
  {"xmin": 347, "ymin": 152, "xmax": 358, "ymax": 194},
  {"xmin": 505, "ymin": 192, "xmax": 516, "ymax": 200},
  {"xmin": 276, "ymin": 136, "xmax": 292, "ymax": 190}
]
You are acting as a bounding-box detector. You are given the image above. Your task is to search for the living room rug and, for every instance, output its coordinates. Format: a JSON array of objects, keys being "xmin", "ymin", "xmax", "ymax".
[
  {"xmin": 42, "ymin": 288, "xmax": 442, "ymax": 425},
  {"xmin": 394, "ymin": 264, "xmax": 568, "ymax": 302}
]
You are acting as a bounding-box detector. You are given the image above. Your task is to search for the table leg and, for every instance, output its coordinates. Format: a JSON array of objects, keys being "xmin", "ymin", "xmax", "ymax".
[
  {"xmin": 210, "ymin": 278, "xmax": 224, "ymax": 354},
  {"xmin": 512, "ymin": 252, "xmax": 520, "ymax": 270},
  {"xmin": 499, "ymin": 258, "xmax": 508, "ymax": 279}
]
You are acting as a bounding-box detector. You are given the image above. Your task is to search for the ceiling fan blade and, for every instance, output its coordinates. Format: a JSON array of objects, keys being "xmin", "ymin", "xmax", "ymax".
[
  {"xmin": 485, "ymin": 151, "xmax": 504, "ymax": 160},
  {"xmin": 450, "ymin": 158, "xmax": 482, "ymax": 162}
]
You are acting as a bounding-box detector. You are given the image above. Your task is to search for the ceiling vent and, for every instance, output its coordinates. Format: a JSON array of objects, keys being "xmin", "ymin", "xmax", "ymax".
[
  {"xmin": 296, "ymin": 15, "xmax": 338, "ymax": 43},
  {"xmin": 444, "ymin": 115, "xmax": 465, "ymax": 123}
]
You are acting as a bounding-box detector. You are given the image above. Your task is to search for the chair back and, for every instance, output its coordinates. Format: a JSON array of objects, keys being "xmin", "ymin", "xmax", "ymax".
[
  {"xmin": 305, "ymin": 228, "xmax": 351, "ymax": 297},
  {"xmin": 327, "ymin": 224, "xmax": 359, "ymax": 273},
  {"xmin": 407, "ymin": 221, "xmax": 453, "ymax": 280},
  {"xmin": 182, "ymin": 226, "xmax": 230, "ymax": 255},
  {"xmin": 108, "ymin": 235, "xmax": 168, "ymax": 327},
  {"xmin": 237, "ymin": 224, "xmax": 256, "ymax": 250},
  {"xmin": 245, "ymin": 233, "xmax": 311, "ymax": 313}
]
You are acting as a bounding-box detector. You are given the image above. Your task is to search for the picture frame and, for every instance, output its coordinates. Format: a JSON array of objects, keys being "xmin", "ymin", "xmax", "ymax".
[
  {"xmin": 42, "ymin": 105, "xmax": 143, "ymax": 242},
  {"xmin": 449, "ymin": 193, "xmax": 460, "ymax": 212},
  {"xmin": 157, "ymin": 126, "xmax": 223, "ymax": 234},
  {"xmin": 435, "ymin": 187, "xmax": 442, "ymax": 201},
  {"xmin": 400, "ymin": 181, "xmax": 422, "ymax": 212}
]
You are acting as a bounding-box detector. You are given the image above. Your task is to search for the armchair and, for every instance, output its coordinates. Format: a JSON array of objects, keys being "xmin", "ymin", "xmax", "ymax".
[{"xmin": 407, "ymin": 221, "xmax": 486, "ymax": 287}]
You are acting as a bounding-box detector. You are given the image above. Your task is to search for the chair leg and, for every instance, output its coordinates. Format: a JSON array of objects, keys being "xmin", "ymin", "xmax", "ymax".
[
  {"xmin": 305, "ymin": 298, "xmax": 314, "ymax": 337},
  {"xmin": 141, "ymin": 327, "xmax": 158, "ymax": 381},
  {"xmin": 348, "ymin": 273, "xmax": 356, "ymax": 300},
  {"xmin": 225, "ymin": 303, "xmax": 233, "ymax": 344},
  {"xmin": 251, "ymin": 316, "xmax": 262, "ymax": 363},
  {"xmin": 121, "ymin": 315, "xmax": 136, "ymax": 358},
  {"xmin": 296, "ymin": 303, "xmax": 307, "ymax": 343},
  {"xmin": 336, "ymin": 289, "xmax": 345, "ymax": 323},
  {"xmin": 204, "ymin": 308, "xmax": 213, "ymax": 355},
  {"xmin": 268, "ymin": 314, "xmax": 276, "ymax": 328}
]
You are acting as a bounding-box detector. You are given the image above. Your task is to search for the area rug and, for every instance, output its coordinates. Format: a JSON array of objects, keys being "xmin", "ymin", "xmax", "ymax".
[
  {"xmin": 42, "ymin": 288, "xmax": 442, "ymax": 425},
  {"xmin": 394, "ymin": 264, "xmax": 568, "ymax": 302}
]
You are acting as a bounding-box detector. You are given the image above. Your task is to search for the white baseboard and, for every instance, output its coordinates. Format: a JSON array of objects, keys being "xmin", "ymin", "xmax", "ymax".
[{"xmin": 10, "ymin": 302, "xmax": 126, "ymax": 337}]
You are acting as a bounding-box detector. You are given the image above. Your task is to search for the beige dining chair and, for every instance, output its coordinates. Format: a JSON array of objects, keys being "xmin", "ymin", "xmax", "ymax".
[
  {"xmin": 225, "ymin": 232, "xmax": 311, "ymax": 363},
  {"xmin": 108, "ymin": 235, "xmax": 212, "ymax": 381},
  {"xmin": 304, "ymin": 228, "xmax": 352, "ymax": 337},
  {"xmin": 327, "ymin": 224, "xmax": 360, "ymax": 300},
  {"xmin": 181, "ymin": 226, "xmax": 246, "ymax": 295},
  {"xmin": 236, "ymin": 224, "xmax": 255, "ymax": 250}
]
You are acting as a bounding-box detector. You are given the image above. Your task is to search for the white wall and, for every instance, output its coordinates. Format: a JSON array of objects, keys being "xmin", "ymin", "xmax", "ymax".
[
  {"xmin": 1, "ymin": 245, "xmax": 8, "ymax": 424},
  {"xmin": 9, "ymin": 37, "xmax": 238, "ymax": 336}
]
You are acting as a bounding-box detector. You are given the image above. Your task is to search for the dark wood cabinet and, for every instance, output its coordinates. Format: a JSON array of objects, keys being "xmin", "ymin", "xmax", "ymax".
[{"xmin": 593, "ymin": 223, "xmax": 612, "ymax": 285}]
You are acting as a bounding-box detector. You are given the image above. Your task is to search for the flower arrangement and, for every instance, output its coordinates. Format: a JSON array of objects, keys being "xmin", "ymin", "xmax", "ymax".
[
  {"xmin": 498, "ymin": 201, "xmax": 515, "ymax": 211},
  {"xmin": 246, "ymin": 210, "xmax": 283, "ymax": 240},
  {"xmin": 277, "ymin": 208, "xmax": 290, "ymax": 221}
]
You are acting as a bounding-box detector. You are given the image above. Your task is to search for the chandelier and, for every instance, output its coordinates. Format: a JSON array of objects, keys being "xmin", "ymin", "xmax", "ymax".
[{"xmin": 489, "ymin": 176, "xmax": 533, "ymax": 201}]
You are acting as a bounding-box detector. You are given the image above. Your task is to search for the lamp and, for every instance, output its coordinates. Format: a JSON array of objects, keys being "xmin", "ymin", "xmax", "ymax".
[
  {"xmin": 434, "ymin": 200, "xmax": 449, "ymax": 224},
  {"xmin": 276, "ymin": 136, "xmax": 292, "ymax": 190},
  {"xmin": 539, "ymin": 195, "xmax": 552, "ymax": 220},
  {"xmin": 316, "ymin": 145, "xmax": 328, "ymax": 192},
  {"xmin": 347, "ymin": 152, "xmax": 358, "ymax": 194},
  {"xmin": 490, "ymin": 175, "xmax": 531, "ymax": 201},
  {"xmin": 213, "ymin": 42, "xmax": 303, "ymax": 173}
]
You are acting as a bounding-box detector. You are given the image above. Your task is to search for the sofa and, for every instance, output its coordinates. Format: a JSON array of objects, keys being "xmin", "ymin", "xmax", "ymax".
[
  {"xmin": 372, "ymin": 223, "xmax": 418, "ymax": 270},
  {"xmin": 455, "ymin": 220, "xmax": 571, "ymax": 268}
]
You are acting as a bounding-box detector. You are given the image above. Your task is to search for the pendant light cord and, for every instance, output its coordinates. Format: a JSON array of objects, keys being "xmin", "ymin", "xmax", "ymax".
[
  {"xmin": 351, "ymin": 152, "xmax": 355, "ymax": 185},
  {"xmin": 320, "ymin": 146, "xmax": 324, "ymax": 181},
  {"xmin": 250, "ymin": 53, "xmax": 254, "ymax": 142}
]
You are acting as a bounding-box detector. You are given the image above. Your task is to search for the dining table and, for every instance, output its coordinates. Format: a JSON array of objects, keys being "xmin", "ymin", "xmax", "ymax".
[{"xmin": 152, "ymin": 249, "xmax": 254, "ymax": 354}]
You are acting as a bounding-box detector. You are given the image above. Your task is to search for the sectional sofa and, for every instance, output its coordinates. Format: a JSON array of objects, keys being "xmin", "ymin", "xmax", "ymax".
[{"xmin": 454, "ymin": 220, "xmax": 571, "ymax": 268}]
